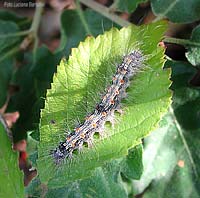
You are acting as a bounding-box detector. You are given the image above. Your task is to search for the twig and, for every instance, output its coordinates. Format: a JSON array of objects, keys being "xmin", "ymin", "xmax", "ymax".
[
  {"xmin": 163, "ymin": 37, "xmax": 200, "ymax": 47},
  {"xmin": 79, "ymin": 0, "xmax": 131, "ymax": 27}
]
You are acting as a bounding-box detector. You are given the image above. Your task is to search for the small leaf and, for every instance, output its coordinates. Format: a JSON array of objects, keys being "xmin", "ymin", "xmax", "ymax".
[
  {"xmin": 26, "ymin": 131, "xmax": 39, "ymax": 167},
  {"xmin": 185, "ymin": 25, "xmax": 200, "ymax": 66},
  {"xmin": 121, "ymin": 144, "xmax": 143, "ymax": 180},
  {"xmin": 25, "ymin": 177, "xmax": 43, "ymax": 198},
  {"xmin": 37, "ymin": 21, "xmax": 171, "ymax": 188},
  {"xmin": 0, "ymin": 9, "xmax": 27, "ymax": 25},
  {"xmin": 0, "ymin": 20, "xmax": 20, "ymax": 54},
  {"xmin": 113, "ymin": 0, "xmax": 147, "ymax": 13},
  {"xmin": 151, "ymin": 0, "xmax": 200, "ymax": 23},
  {"xmin": 0, "ymin": 19, "xmax": 21, "ymax": 108},
  {"xmin": 0, "ymin": 122, "xmax": 24, "ymax": 197}
]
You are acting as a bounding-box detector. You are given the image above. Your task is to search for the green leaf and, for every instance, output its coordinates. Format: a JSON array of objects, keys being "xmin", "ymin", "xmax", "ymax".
[
  {"xmin": 0, "ymin": 17, "xmax": 28, "ymax": 107},
  {"xmin": 0, "ymin": 20, "xmax": 20, "ymax": 107},
  {"xmin": 169, "ymin": 61, "xmax": 199, "ymax": 110},
  {"xmin": 185, "ymin": 25, "xmax": 200, "ymax": 66},
  {"xmin": 132, "ymin": 112, "xmax": 200, "ymax": 198},
  {"xmin": 151, "ymin": 0, "xmax": 200, "ymax": 23},
  {"xmin": 26, "ymin": 131, "xmax": 39, "ymax": 167},
  {"xmin": 26, "ymin": 145, "xmax": 142, "ymax": 197},
  {"xmin": 121, "ymin": 144, "xmax": 143, "ymax": 180},
  {"xmin": 0, "ymin": 122, "xmax": 24, "ymax": 197},
  {"xmin": 25, "ymin": 177, "xmax": 42, "ymax": 198},
  {"xmin": 61, "ymin": 9, "xmax": 119, "ymax": 56},
  {"xmin": 26, "ymin": 160, "xmax": 128, "ymax": 198},
  {"xmin": 113, "ymin": 0, "xmax": 147, "ymax": 13},
  {"xmin": 0, "ymin": 59, "xmax": 13, "ymax": 107},
  {"xmin": 0, "ymin": 9, "xmax": 27, "ymax": 25},
  {"xmin": 37, "ymin": 21, "xmax": 171, "ymax": 188},
  {"xmin": 8, "ymin": 46, "xmax": 61, "ymax": 141},
  {"xmin": 0, "ymin": 20, "xmax": 20, "ymax": 54},
  {"xmin": 46, "ymin": 160, "xmax": 127, "ymax": 198},
  {"xmin": 131, "ymin": 61, "xmax": 200, "ymax": 197}
]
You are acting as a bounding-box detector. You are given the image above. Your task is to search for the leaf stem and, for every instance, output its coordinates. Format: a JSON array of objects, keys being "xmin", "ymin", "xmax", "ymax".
[
  {"xmin": 0, "ymin": 30, "xmax": 31, "ymax": 39},
  {"xmin": 0, "ymin": 45, "xmax": 20, "ymax": 63},
  {"xmin": 163, "ymin": 37, "xmax": 200, "ymax": 47},
  {"xmin": 30, "ymin": 1, "xmax": 45, "ymax": 62},
  {"xmin": 79, "ymin": 0, "xmax": 131, "ymax": 27},
  {"xmin": 76, "ymin": 0, "xmax": 92, "ymax": 35},
  {"xmin": 30, "ymin": 1, "xmax": 44, "ymax": 33}
]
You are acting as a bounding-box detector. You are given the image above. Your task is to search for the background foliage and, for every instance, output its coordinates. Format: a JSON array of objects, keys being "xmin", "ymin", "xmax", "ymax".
[{"xmin": 0, "ymin": 0, "xmax": 199, "ymax": 197}]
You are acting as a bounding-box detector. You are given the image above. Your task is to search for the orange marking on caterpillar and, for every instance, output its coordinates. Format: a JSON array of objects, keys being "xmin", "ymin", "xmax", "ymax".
[
  {"xmin": 75, "ymin": 128, "xmax": 80, "ymax": 132},
  {"xmin": 101, "ymin": 112, "xmax": 107, "ymax": 117},
  {"xmin": 92, "ymin": 123, "xmax": 97, "ymax": 128},
  {"xmin": 110, "ymin": 100, "xmax": 115, "ymax": 105},
  {"xmin": 120, "ymin": 79, "xmax": 125, "ymax": 84},
  {"xmin": 71, "ymin": 140, "xmax": 76, "ymax": 147},
  {"xmin": 80, "ymin": 133, "xmax": 85, "ymax": 138}
]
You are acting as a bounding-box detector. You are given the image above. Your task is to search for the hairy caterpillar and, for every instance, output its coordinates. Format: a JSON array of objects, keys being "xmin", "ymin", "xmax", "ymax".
[{"xmin": 51, "ymin": 50, "xmax": 144, "ymax": 164}]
